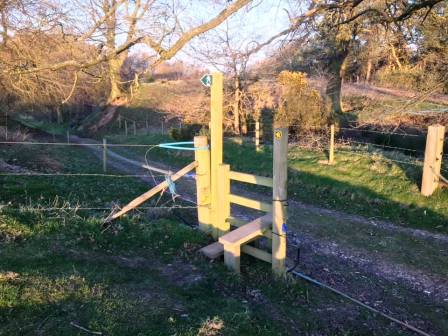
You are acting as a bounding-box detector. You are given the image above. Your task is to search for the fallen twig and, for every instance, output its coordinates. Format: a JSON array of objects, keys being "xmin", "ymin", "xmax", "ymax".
[{"xmin": 70, "ymin": 322, "xmax": 103, "ymax": 335}]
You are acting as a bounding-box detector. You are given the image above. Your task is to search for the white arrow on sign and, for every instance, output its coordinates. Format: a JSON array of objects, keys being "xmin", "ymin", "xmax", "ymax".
[{"xmin": 200, "ymin": 74, "xmax": 212, "ymax": 87}]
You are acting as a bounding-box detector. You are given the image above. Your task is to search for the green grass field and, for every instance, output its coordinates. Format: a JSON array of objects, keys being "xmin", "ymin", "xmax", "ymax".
[{"xmin": 1, "ymin": 138, "xmax": 418, "ymax": 336}]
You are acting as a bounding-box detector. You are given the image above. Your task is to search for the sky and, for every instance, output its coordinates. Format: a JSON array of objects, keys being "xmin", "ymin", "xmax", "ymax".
[{"xmin": 169, "ymin": 0, "xmax": 295, "ymax": 68}]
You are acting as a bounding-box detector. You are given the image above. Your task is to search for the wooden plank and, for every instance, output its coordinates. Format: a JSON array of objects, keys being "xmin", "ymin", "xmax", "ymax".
[
  {"xmin": 272, "ymin": 127, "xmax": 288, "ymax": 274},
  {"xmin": 219, "ymin": 214, "xmax": 271, "ymax": 246},
  {"xmin": 229, "ymin": 194, "xmax": 272, "ymax": 212},
  {"xmin": 241, "ymin": 245, "xmax": 272, "ymax": 263},
  {"xmin": 194, "ymin": 136, "xmax": 212, "ymax": 233},
  {"xmin": 210, "ymin": 72, "xmax": 224, "ymax": 238},
  {"xmin": 111, "ymin": 161, "xmax": 198, "ymax": 220},
  {"xmin": 228, "ymin": 216, "xmax": 272, "ymax": 239},
  {"xmin": 224, "ymin": 245, "xmax": 241, "ymax": 273},
  {"xmin": 200, "ymin": 241, "xmax": 224, "ymax": 259},
  {"xmin": 229, "ymin": 171, "xmax": 273, "ymax": 187}
]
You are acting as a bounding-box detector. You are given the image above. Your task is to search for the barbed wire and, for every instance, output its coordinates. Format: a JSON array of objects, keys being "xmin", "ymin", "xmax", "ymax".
[
  {"xmin": 0, "ymin": 205, "xmax": 198, "ymax": 212},
  {"xmin": 340, "ymin": 140, "xmax": 424, "ymax": 153},
  {"xmin": 0, "ymin": 172, "xmax": 169, "ymax": 178},
  {"xmin": 339, "ymin": 127, "xmax": 426, "ymax": 138},
  {"xmin": 0, "ymin": 141, "xmax": 161, "ymax": 148},
  {"xmin": 335, "ymin": 147, "xmax": 424, "ymax": 167}
]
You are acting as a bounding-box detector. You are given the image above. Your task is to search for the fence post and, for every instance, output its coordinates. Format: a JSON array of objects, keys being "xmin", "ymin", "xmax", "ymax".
[
  {"xmin": 102, "ymin": 138, "xmax": 107, "ymax": 172},
  {"xmin": 133, "ymin": 121, "xmax": 137, "ymax": 135},
  {"xmin": 5, "ymin": 110, "xmax": 8, "ymax": 140},
  {"xmin": 255, "ymin": 120, "xmax": 261, "ymax": 151},
  {"xmin": 329, "ymin": 124, "xmax": 335, "ymax": 164},
  {"xmin": 125, "ymin": 120, "xmax": 128, "ymax": 136},
  {"xmin": 272, "ymin": 127, "xmax": 288, "ymax": 274},
  {"xmin": 194, "ymin": 136, "xmax": 212, "ymax": 233},
  {"xmin": 421, "ymin": 124, "xmax": 445, "ymax": 196},
  {"xmin": 210, "ymin": 72, "xmax": 225, "ymax": 238},
  {"xmin": 217, "ymin": 164, "xmax": 230, "ymax": 237}
]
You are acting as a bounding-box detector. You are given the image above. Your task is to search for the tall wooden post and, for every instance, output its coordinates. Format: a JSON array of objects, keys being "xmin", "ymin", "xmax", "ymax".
[
  {"xmin": 255, "ymin": 120, "xmax": 261, "ymax": 151},
  {"xmin": 421, "ymin": 124, "xmax": 445, "ymax": 196},
  {"xmin": 217, "ymin": 164, "xmax": 230, "ymax": 236},
  {"xmin": 272, "ymin": 127, "xmax": 288, "ymax": 274},
  {"xmin": 329, "ymin": 124, "xmax": 335, "ymax": 164},
  {"xmin": 194, "ymin": 136, "xmax": 212, "ymax": 233},
  {"xmin": 210, "ymin": 72, "xmax": 227, "ymax": 237},
  {"xmin": 102, "ymin": 138, "xmax": 107, "ymax": 173}
]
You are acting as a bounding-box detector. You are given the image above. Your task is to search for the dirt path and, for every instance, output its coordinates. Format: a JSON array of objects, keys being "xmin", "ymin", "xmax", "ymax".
[{"xmin": 74, "ymin": 134, "xmax": 448, "ymax": 335}]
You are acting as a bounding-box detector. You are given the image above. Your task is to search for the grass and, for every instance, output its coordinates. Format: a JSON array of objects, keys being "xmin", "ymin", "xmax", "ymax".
[
  {"xmin": 1, "ymin": 135, "xmax": 417, "ymax": 335},
  {"xmin": 105, "ymin": 133, "xmax": 448, "ymax": 234}
]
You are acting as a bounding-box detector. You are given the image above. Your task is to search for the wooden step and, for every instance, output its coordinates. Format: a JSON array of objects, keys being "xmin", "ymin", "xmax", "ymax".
[
  {"xmin": 219, "ymin": 214, "xmax": 271, "ymax": 247},
  {"xmin": 219, "ymin": 214, "xmax": 272, "ymax": 273},
  {"xmin": 199, "ymin": 241, "xmax": 224, "ymax": 259}
]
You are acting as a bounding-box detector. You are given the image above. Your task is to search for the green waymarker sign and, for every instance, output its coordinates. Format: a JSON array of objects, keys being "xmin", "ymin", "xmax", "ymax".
[{"xmin": 200, "ymin": 74, "xmax": 212, "ymax": 87}]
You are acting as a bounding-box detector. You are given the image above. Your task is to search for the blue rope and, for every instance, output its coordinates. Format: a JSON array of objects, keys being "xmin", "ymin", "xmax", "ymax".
[{"xmin": 158, "ymin": 141, "xmax": 208, "ymax": 151}]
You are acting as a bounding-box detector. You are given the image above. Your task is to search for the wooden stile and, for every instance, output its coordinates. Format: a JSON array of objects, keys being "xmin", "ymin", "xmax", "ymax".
[
  {"xmin": 217, "ymin": 164, "xmax": 231, "ymax": 236},
  {"xmin": 210, "ymin": 72, "xmax": 225, "ymax": 237},
  {"xmin": 229, "ymin": 194, "xmax": 272, "ymax": 212},
  {"xmin": 194, "ymin": 136, "xmax": 212, "ymax": 233},
  {"xmin": 229, "ymin": 170, "xmax": 273, "ymax": 187},
  {"xmin": 272, "ymin": 127, "xmax": 288, "ymax": 274}
]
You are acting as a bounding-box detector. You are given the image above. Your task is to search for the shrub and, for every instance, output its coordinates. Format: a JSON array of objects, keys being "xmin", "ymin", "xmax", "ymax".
[
  {"xmin": 276, "ymin": 71, "xmax": 330, "ymax": 129},
  {"xmin": 168, "ymin": 123, "xmax": 206, "ymax": 141}
]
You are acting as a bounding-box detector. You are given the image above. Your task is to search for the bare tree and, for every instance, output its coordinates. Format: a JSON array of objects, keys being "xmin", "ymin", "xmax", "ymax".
[{"xmin": 1, "ymin": 0, "xmax": 253, "ymax": 131}]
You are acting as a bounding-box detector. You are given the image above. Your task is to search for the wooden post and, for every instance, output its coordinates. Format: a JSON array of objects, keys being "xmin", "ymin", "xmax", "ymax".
[
  {"xmin": 194, "ymin": 136, "xmax": 212, "ymax": 233},
  {"xmin": 255, "ymin": 120, "xmax": 260, "ymax": 151},
  {"xmin": 210, "ymin": 72, "xmax": 226, "ymax": 237},
  {"xmin": 217, "ymin": 164, "xmax": 230, "ymax": 236},
  {"xmin": 272, "ymin": 127, "xmax": 288, "ymax": 274},
  {"xmin": 329, "ymin": 124, "xmax": 335, "ymax": 164},
  {"xmin": 421, "ymin": 124, "xmax": 445, "ymax": 196},
  {"xmin": 102, "ymin": 138, "xmax": 107, "ymax": 173},
  {"xmin": 125, "ymin": 120, "xmax": 128, "ymax": 136},
  {"xmin": 133, "ymin": 121, "xmax": 137, "ymax": 135},
  {"xmin": 118, "ymin": 114, "xmax": 122, "ymax": 128}
]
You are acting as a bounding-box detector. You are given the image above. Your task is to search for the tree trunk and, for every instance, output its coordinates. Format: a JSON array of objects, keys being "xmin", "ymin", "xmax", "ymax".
[
  {"xmin": 365, "ymin": 58, "xmax": 372, "ymax": 82},
  {"xmin": 56, "ymin": 106, "xmax": 63, "ymax": 124},
  {"xmin": 326, "ymin": 50, "xmax": 349, "ymax": 116},
  {"xmin": 233, "ymin": 77, "xmax": 241, "ymax": 134}
]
